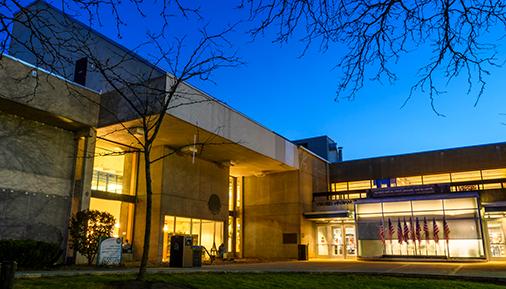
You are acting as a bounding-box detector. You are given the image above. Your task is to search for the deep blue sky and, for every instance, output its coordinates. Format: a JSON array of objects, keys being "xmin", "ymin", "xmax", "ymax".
[{"xmin": 58, "ymin": 1, "xmax": 506, "ymax": 160}]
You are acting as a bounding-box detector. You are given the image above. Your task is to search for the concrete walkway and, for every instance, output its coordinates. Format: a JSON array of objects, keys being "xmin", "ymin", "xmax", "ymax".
[{"xmin": 15, "ymin": 259, "xmax": 506, "ymax": 282}]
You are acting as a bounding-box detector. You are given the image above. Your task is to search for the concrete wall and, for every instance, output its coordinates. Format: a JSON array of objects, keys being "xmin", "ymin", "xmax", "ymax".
[
  {"xmin": 0, "ymin": 54, "xmax": 99, "ymax": 253},
  {"xmin": 133, "ymin": 146, "xmax": 229, "ymax": 263},
  {"xmin": 0, "ymin": 55, "xmax": 100, "ymax": 127},
  {"xmin": 0, "ymin": 111, "xmax": 75, "ymax": 244},
  {"xmin": 243, "ymin": 148, "xmax": 328, "ymax": 259}
]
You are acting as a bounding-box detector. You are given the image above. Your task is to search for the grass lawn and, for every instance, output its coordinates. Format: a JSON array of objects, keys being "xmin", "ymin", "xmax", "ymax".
[{"xmin": 14, "ymin": 273, "xmax": 506, "ymax": 289}]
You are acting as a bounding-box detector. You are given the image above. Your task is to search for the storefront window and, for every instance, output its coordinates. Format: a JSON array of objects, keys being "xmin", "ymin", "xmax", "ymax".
[{"xmin": 355, "ymin": 196, "xmax": 484, "ymax": 259}]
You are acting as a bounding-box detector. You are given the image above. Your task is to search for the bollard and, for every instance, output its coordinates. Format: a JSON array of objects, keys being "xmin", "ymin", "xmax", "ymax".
[{"xmin": 0, "ymin": 261, "xmax": 17, "ymax": 289}]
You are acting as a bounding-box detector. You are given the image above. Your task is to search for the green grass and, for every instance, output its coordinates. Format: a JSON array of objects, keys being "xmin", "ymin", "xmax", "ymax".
[{"xmin": 15, "ymin": 273, "xmax": 505, "ymax": 289}]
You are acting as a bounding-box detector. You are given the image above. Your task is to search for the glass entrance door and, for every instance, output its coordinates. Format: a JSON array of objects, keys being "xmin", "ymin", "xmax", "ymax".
[
  {"xmin": 331, "ymin": 226, "xmax": 344, "ymax": 256},
  {"xmin": 317, "ymin": 223, "xmax": 356, "ymax": 258},
  {"xmin": 345, "ymin": 225, "xmax": 356, "ymax": 256}
]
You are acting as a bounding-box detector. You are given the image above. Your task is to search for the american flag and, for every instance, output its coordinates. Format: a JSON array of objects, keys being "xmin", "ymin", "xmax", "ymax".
[
  {"xmin": 388, "ymin": 218, "xmax": 395, "ymax": 241},
  {"xmin": 403, "ymin": 218, "xmax": 410, "ymax": 243},
  {"xmin": 423, "ymin": 217, "xmax": 430, "ymax": 242},
  {"xmin": 415, "ymin": 217, "xmax": 422, "ymax": 244},
  {"xmin": 443, "ymin": 217, "xmax": 450, "ymax": 243},
  {"xmin": 433, "ymin": 217, "xmax": 440, "ymax": 243},
  {"xmin": 409, "ymin": 217, "xmax": 416, "ymax": 243},
  {"xmin": 397, "ymin": 218, "xmax": 403, "ymax": 244},
  {"xmin": 378, "ymin": 220, "xmax": 385, "ymax": 245}
]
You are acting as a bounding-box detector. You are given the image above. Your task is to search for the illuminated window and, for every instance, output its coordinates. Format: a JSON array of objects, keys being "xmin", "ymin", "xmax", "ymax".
[
  {"xmin": 228, "ymin": 177, "xmax": 235, "ymax": 211},
  {"xmin": 450, "ymin": 171, "xmax": 482, "ymax": 183},
  {"xmin": 347, "ymin": 180, "xmax": 372, "ymax": 191},
  {"xmin": 92, "ymin": 146, "xmax": 131, "ymax": 194},
  {"xmin": 89, "ymin": 198, "xmax": 134, "ymax": 241},
  {"xmin": 422, "ymin": 173, "xmax": 451, "ymax": 184},
  {"xmin": 162, "ymin": 215, "xmax": 224, "ymax": 262},
  {"xmin": 483, "ymin": 183, "xmax": 503, "ymax": 190},
  {"xmin": 396, "ymin": 176, "xmax": 423, "ymax": 186},
  {"xmin": 331, "ymin": 182, "xmax": 348, "ymax": 192},
  {"xmin": 482, "ymin": 169, "xmax": 506, "ymax": 180}
]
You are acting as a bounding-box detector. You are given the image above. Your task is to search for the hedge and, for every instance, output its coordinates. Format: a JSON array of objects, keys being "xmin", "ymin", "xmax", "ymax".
[{"xmin": 0, "ymin": 239, "xmax": 62, "ymax": 268}]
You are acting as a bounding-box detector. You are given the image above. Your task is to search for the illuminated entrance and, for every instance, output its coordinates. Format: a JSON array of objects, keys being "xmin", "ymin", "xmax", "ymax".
[{"xmin": 317, "ymin": 222, "xmax": 356, "ymax": 258}]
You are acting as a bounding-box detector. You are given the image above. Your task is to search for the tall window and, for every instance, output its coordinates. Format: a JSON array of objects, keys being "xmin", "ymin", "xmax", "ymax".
[{"xmin": 228, "ymin": 176, "xmax": 242, "ymax": 257}]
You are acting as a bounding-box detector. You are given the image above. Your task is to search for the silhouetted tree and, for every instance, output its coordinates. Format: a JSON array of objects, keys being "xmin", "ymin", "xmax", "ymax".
[{"xmin": 242, "ymin": 0, "xmax": 506, "ymax": 113}]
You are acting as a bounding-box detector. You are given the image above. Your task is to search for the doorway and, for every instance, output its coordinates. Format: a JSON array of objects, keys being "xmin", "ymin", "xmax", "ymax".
[{"xmin": 317, "ymin": 222, "xmax": 356, "ymax": 258}]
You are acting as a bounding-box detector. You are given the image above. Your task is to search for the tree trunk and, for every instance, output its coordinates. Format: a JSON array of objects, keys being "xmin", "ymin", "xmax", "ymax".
[{"xmin": 137, "ymin": 148, "xmax": 153, "ymax": 280}]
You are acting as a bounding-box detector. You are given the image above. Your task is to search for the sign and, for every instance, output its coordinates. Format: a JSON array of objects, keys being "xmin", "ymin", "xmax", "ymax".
[
  {"xmin": 313, "ymin": 197, "xmax": 354, "ymax": 212},
  {"xmin": 97, "ymin": 237, "xmax": 122, "ymax": 266},
  {"xmin": 369, "ymin": 184, "xmax": 450, "ymax": 198}
]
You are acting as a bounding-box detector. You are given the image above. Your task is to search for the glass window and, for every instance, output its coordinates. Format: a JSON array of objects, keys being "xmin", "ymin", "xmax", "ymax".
[
  {"xmin": 89, "ymin": 198, "xmax": 134, "ymax": 240},
  {"xmin": 483, "ymin": 183, "xmax": 503, "ymax": 190},
  {"xmin": 356, "ymin": 203, "xmax": 382, "ymax": 215},
  {"xmin": 175, "ymin": 217, "xmax": 191, "ymax": 235},
  {"xmin": 192, "ymin": 219, "xmax": 201, "ymax": 244},
  {"xmin": 236, "ymin": 216, "xmax": 241, "ymax": 253},
  {"xmin": 422, "ymin": 173, "xmax": 451, "ymax": 184},
  {"xmin": 348, "ymin": 180, "xmax": 371, "ymax": 191},
  {"xmin": 201, "ymin": 220, "xmax": 216, "ymax": 252},
  {"xmin": 355, "ymin": 197, "xmax": 483, "ymax": 259},
  {"xmin": 450, "ymin": 171, "xmax": 482, "ymax": 182},
  {"xmin": 382, "ymin": 201, "xmax": 411, "ymax": 213},
  {"xmin": 228, "ymin": 177, "xmax": 235, "ymax": 211},
  {"xmin": 482, "ymin": 168, "xmax": 506, "ymax": 180},
  {"xmin": 92, "ymin": 147, "xmax": 127, "ymax": 194},
  {"xmin": 411, "ymin": 199, "xmax": 443, "ymax": 212},
  {"xmin": 396, "ymin": 176, "xmax": 423, "ymax": 186},
  {"xmin": 332, "ymin": 182, "xmax": 348, "ymax": 192},
  {"xmin": 443, "ymin": 198, "xmax": 477, "ymax": 210}
]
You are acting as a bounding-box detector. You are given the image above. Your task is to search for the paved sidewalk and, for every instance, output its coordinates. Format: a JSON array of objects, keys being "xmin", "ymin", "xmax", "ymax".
[{"xmin": 15, "ymin": 259, "xmax": 506, "ymax": 281}]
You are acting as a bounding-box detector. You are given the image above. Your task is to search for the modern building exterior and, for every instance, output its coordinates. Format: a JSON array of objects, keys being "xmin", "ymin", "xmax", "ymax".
[
  {"xmin": 1, "ymin": 0, "xmax": 506, "ymax": 265},
  {"xmin": 308, "ymin": 143, "xmax": 506, "ymax": 261}
]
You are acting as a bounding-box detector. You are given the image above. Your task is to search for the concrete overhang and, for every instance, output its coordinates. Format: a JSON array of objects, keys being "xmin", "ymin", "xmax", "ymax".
[
  {"xmin": 97, "ymin": 113, "xmax": 298, "ymax": 176},
  {"xmin": 98, "ymin": 75, "xmax": 299, "ymax": 175}
]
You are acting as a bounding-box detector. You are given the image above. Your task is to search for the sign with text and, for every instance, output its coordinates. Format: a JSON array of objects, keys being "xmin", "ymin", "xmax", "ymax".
[
  {"xmin": 313, "ymin": 197, "xmax": 354, "ymax": 212},
  {"xmin": 97, "ymin": 237, "xmax": 122, "ymax": 266},
  {"xmin": 369, "ymin": 184, "xmax": 450, "ymax": 198}
]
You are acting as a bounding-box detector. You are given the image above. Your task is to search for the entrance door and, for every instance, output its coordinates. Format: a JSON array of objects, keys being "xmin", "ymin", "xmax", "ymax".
[
  {"xmin": 344, "ymin": 225, "xmax": 356, "ymax": 257},
  {"xmin": 331, "ymin": 226, "xmax": 344, "ymax": 256},
  {"xmin": 317, "ymin": 223, "xmax": 356, "ymax": 258}
]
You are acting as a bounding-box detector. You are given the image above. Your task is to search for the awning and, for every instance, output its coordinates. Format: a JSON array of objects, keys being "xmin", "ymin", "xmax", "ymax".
[{"xmin": 303, "ymin": 210, "xmax": 350, "ymax": 219}]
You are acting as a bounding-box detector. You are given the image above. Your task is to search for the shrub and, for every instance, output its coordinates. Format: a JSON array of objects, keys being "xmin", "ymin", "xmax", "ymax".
[
  {"xmin": 0, "ymin": 239, "xmax": 61, "ymax": 268},
  {"xmin": 69, "ymin": 210, "xmax": 116, "ymax": 265}
]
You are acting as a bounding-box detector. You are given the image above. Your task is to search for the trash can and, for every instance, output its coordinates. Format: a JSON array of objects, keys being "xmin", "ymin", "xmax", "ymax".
[
  {"xmin": 297, "ymin": 244, "xmax": 308, "ymax": 261},
  {"xmin": 0, "ymin": 261, "xmax": 17, "ymax": 289},
  {"xmin": 192, "ymin": 246, "xmax": 202, "ymax": 267}
]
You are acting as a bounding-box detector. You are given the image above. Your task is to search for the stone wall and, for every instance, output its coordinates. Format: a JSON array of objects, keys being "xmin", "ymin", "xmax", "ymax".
[{"xmin": 0, "ymin": 111, "xmax": 75, "ymax": 244}]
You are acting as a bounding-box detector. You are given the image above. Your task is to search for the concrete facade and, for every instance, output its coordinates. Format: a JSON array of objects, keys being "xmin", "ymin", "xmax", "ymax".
[
  {"xmin": 243, "ymin": 148, "xmax": 327, "ymax": 259},
  {"xmin": 133, "ymin": 146, "xmax": 230, "ymax": 263},
  {"xmin": 0, "ymin": 55, "xmax": 100, "ymax": 247}
]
